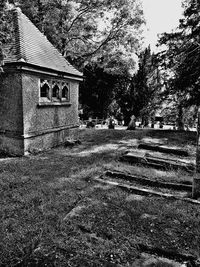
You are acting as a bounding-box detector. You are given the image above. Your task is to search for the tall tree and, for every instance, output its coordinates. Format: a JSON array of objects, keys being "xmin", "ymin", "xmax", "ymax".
[
  {"xmin": 115, "ymin": 47, "xmax": 161, "ymax": 125},
  {"xmin": 158, "ymin": 0, "xmax": 200, "ymax": 126},
  {"xmin": 79, "ymin": 63, "xmax": 119, "ymax": 119}
]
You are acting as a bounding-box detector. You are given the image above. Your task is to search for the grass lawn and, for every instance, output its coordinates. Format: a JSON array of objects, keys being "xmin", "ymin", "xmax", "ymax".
[{"xmin": 0, "ymin": 128, "xmax": 199, "ymax": 266}]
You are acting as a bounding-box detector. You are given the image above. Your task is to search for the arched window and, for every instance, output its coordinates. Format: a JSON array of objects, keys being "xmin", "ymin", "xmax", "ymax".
[
  {"xmin": 62, "ymin": 83, "xmax": 69, "ymax": 100},
  {"xmin": 39, "ymin": 79, "xmax": 70, "ymax": 104},
  {"xmin": 40, "ymin": 80, "xmax": 50, "ymax": 98},
  {"xmin": 52, "ymin": 84, "xmax": 60, "ymax": 99}
]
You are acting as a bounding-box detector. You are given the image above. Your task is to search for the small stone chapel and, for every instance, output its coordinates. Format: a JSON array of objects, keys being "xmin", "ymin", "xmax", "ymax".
[{"xmin": 0, "ymin": 8, "xmax": 83, "ymax": 155}]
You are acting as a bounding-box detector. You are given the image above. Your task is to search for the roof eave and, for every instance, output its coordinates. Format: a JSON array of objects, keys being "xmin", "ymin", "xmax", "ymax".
[{"xmin": 4, "ymin": 61, "xmax": 83, "ymax": 81}]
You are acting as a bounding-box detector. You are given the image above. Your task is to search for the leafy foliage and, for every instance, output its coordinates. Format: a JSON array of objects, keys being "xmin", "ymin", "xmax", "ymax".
[
  {"xmin": 115, "ymin": 46, "xmax": 161, "ymax": 125},
  {"xmin": 80, "ymin": 47, "xmax": 161, "ymax": 124},
  {"xmin": 156, "ymin": 0, "xmax": 200, "ymax": 129},
  {"xmin": 0, "ymin": 1, "xmax": 14, "ymax": 62},
  {"xmin": 79, "ymin": 63, "xmax": 119, "ymax": 119},
  {"xmin": 158, "ymin": 0, "xmax": 200, "ymax": 108},
  {"xmin": 15, "ymin": 0, "xmax": 144, "ymax": 74}
]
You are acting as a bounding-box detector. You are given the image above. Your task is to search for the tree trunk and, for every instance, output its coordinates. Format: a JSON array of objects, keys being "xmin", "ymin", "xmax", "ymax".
[
  {"xmin": 141, "ymin": 116, "xmax": 149, "ymax": 127},
  {"xmin": 124, "ymin": 113, "xmax": 131, "ymax": 126},
  {"xmin": 193, "ymin": 108, "xmax": 200, "ymax": 199},
  {"xmin": 177, "ymin": 105, "xmax": 184, "ymax": 131}
]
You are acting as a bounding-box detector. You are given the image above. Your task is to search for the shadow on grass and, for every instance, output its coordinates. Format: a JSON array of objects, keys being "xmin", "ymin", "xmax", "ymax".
[{"xmin": 0, "ymin": 128, "xmax": 198, "ymax": 266}]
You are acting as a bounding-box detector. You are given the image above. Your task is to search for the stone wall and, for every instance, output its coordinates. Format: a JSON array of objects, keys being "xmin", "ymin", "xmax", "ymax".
[
  {"xmin": 0, "ymin": 71, "xmax": 24, "ymax": 155},
  {"xmin": 22, "ymin": 71, "xmax": 79, "ymax": 154},
  {"xmin": 0, "ymin": 69, "xmax": 80, "ymax": 155},
  {"xmin": 24, "ymin": 127, "xmax": 78, "ymax": 154}
]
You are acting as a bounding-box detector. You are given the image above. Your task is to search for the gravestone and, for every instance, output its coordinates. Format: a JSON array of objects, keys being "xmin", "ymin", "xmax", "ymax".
[
  {"xmin": 86, "ymin": 117, "xmax": 95, "ymax": 128},
  {"xmin": 108, "ymin": 117, "xmax": 115, "ymax": 129},
  {"xmin": 127, "ymin": 115, "xmax": 136, "ymax": 130}
]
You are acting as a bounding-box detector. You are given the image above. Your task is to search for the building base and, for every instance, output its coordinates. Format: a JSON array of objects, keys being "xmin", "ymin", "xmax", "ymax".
[{"xmin": 0, "ymin": 126, "xmax": 79, "ymax": 156}]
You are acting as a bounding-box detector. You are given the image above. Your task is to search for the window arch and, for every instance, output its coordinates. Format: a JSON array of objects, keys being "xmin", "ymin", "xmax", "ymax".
[
  {"xmin": 52, "ymin": 83, "xmax": 60, "ymax": 99},
  {"xmin": 39, "ymin": 79, "xmax": 71, "ymax": 104},
  {"xmin": 62, "ymin": 83, "xmax": 69, "ymax": 100},
  {"xmin": 40, "ymin": 80, "xmax": 50, "ymax": 98}
]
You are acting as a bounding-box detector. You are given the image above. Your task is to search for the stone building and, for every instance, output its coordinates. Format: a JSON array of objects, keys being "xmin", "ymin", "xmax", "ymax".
[{"xmin": 0, "ymin": 8, "xmax": 83, "ymax": 155}]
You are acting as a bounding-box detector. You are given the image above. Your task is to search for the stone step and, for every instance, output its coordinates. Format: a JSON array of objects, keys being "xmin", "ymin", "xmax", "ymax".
[
  {"xmin": 138, "ymin": 143, "xmax": 189, "ymax": 157},
  {"xmin": 120, "ymin": 151, "xmax": 195, "ymax": 173},
  {"xmin": 94, "ymin": 176, "xmax": 200, "ymax": 205},
  {"xmin": 105, "ymin": 170, "xmax": 192, "ymax": 191}
]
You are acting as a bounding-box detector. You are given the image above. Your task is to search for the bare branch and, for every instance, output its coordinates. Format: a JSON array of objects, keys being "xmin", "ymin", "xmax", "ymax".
[
  {"xmin": 66, "ymin": 7, "xmax": 92, "ymax": 34},
  {"xmin": 80, "ymin": 31, "xmax": 114, "ymax": 58}
]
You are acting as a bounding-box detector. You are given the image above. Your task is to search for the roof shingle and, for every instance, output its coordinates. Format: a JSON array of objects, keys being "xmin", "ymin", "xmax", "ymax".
[{"xmin": 4, "ymin": 8, "xmax": 82, "ymax": 77}]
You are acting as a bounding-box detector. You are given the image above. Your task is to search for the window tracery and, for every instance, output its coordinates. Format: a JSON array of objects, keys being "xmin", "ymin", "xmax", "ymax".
[
  {"xmin": 40, "ymin": 79, "xmax": 50, "ymax": 98},
  {"xmin": 39, "ymin": 79, "xmax": 70, "ymax": 103}
]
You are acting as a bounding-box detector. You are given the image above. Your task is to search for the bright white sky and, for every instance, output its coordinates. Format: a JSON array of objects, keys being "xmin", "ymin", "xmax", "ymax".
[{"xmin": 141, "ymin": 0, "xmax": 184, "ymax": 50}]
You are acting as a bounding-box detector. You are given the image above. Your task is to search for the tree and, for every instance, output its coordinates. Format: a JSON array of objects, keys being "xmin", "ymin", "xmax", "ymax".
[
  {"xmin": 156, "ymin": 1, "xmax": 200, "ymax": 198},
  {"xmin": 14, "ymin": 0, "xmax": 144, "ymax": 73},
  {"xmin": 0, "ymin": 1, "xmax": 15, "ymax": 62},
  {"xmin": 115, "ymin": 46, "xmax": 161, "ymax": 125},
  {"xmin": 0, "ymin": 1, "xmax": 17, "ymax": 127},
  {"xmin": 157, "ymin": 0, "xmax": 200, "ymax": 114},
  {"xmin": 79, "ymin": 63, "xmax": 120, "ymax": 119}
]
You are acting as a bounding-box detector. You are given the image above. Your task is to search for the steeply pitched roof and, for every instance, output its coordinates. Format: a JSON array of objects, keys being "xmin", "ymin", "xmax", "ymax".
[{"xmin": 4, "ymin": 8, "xmax": 82, "ymax": 78}]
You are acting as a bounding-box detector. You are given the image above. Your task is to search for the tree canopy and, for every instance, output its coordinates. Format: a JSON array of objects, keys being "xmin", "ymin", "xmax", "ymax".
[
  {"xmin": 0, "ymin": 0, "xmax": 13, "ymax": 63},
  {"xmin": 115, "ymin": 46, "xmax": 161, "ymax": 124},
  {"xmin": 11, "ymin": 0, "xmax": 144, "ymax": 74},
  {"xmin": 158, "ymin": 0, "xmax": 200, "ymax": 108}
]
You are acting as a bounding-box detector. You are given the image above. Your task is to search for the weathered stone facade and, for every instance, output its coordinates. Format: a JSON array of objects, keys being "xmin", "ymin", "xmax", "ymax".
[
  {"xmin": 0, "ymin": 70, "xmax": 24, "ymax": 155},
  {"xmin": 0, "ymin": 65, "xmax": 81, "ymax": 155},
  {"xmin": 22, "ymin": 71, "xmax": 80, "ymax": 154}
]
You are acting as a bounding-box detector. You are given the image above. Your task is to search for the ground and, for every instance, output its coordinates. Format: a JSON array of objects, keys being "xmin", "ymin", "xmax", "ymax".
[{"xmin": 0, "ymin": 128, "xmax": 199, "ymax": 266}]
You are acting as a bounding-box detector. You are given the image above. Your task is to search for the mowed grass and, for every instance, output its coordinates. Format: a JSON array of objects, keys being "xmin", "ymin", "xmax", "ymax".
[{"xmin": 0, "ymin": 128, "xmax": 199, "ymax": 266}]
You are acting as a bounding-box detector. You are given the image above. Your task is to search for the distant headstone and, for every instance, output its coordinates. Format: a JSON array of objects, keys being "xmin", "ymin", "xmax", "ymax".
[
  {"xmin": 127, "ymin": 115, "xmax": 136, "ymax": 130},
  {"xmin": 108, "ymin": 117, "xmax": 115, "ymax": 129},
  {"xmin": 86, "ymin": 117, "xmax": 95, "ymax": 128}
]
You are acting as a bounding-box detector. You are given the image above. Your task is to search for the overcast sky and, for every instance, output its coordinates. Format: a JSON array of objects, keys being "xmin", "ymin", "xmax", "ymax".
[{"xmin": 141, "ymin": 0, "xmax": 184, "ymax": 50}]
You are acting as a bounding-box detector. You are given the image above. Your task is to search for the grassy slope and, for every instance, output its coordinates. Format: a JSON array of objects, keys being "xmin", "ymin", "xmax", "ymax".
[{"xmin": 0, "ymin": 129, "xmax": 199, "ymax": 266}]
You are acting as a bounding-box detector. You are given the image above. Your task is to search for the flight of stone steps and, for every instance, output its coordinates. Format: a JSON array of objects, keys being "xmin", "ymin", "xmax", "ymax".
[{"xmin": 97, "ymin": 141, "xmax": 197, "ymax": 202}]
